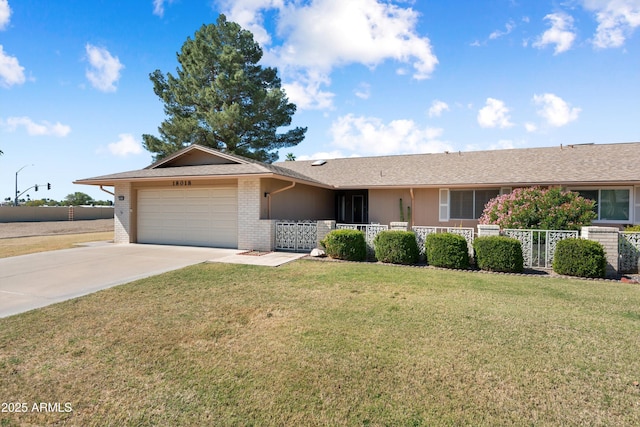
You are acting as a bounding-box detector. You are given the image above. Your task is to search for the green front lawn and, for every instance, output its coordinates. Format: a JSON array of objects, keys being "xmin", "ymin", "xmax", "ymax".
[{"xmin": 1, "ymin": 260, "xmax": 639, "ymax": 426}]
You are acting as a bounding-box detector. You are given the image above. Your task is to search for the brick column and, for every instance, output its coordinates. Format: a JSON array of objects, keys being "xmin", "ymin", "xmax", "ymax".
[
  {"xmin": 316, "ymin": 220, "xmax": 336, "ymax": 247},
  {"xmin": 390, "ymin": 221, "xmax": 409, "ymax": 231},
  {"xmin": 477, "ymin": 224, "xmax": 500, "ymax": 237},
  {"xmin": 581, "ymin": 226, "xmax": 619, "ymax": 278},
  {"xmin": 237, "ymin": 178, "xmax": 274, "ymax": 251},
  {"xmin": 114, "ymin": 183, "xmax": 131, "ymax": 244}
]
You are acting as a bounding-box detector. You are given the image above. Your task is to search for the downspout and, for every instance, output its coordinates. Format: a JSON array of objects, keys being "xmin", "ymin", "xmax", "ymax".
[
  {"xmin": 266, "ymin": 181, "xmax": 296, "ymax": 219},
  {"xmin": 100, "ymin": 185, "xmax": 115, "ymax": 196},
  {"xmin": 409, "ymin": 188, "xmax": 415, "ymax": 227}
]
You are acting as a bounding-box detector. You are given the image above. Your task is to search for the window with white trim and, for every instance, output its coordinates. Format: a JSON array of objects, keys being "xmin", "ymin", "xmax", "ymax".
[
  {"xmin": 574, "ymin": 188, "xmax": 632, "ymax": 222},
  {"xmin": 448, "ymin": 189, "xmax": 500, "ymax": 220}
]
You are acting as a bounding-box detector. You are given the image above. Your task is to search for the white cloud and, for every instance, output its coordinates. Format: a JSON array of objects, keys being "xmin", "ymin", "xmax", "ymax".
[
  {"xmin": 428, "ymin": 100, "xmax": 449, "ymax": 117},
  {"xmin": 489, "ymin": 139, "xmax": 516, "ymax": 150},
  {"xmin": 1, "ymin": 116, "xmax": 71, "ymax": 137},
  {"xmin": 329, "ymin": 114, "xmax": 451, "ymax": 157},
  {"xmin": 152, "ymin": 0, "xmax": 174, "ymax": 18},
  {"xmin": 85, "ymin": 44, "xmax": 124, "ymax": 92},
  {"xmin": 524, "ymin": 122, "xmax": 538, "ymax": 132},
  {"xmin": 0, "ymin": 0, "xmax": 10, "ymax": 30},
  {"xmin": 533, "ymin": 12, "xmax": 577, "ymax": 54},
  {"xmin": 274, "ymin": 1, "xmax": 437, "ymax": 78},
  {"xmin": 477, "ymin": 98, "xmax": 513, "ymax": 128},
  {"xmin": 281, "ymin": 72, "xmax": 334, "ymax": 110},
  {"xmin": 107, "ymin": 133, "xmax": 143, "ymax": 156},
  {"xmin": 354, "ymin": 82, "xmax": 371, "ymax": 100},
  {"xmin": 581, "ymin": 0, "xmax": 640, "ymax": 48},
  {"xmin": 220, "ymin": 0, "xmax": 282, "ymax": 46},
  {"xmin": 533, "ymin": 93, "xmax": 581, "ymax": 127},
  {"xmin": 0, "ymin": 45, "xmax": 25, "ymax": 87},
  {"xmin": 489, "ymin": 21, "xmax": 515, "ymax": 40},
  {"xmin": 221, "ymin": 0, "xmax": 438, "ymax": 109}
]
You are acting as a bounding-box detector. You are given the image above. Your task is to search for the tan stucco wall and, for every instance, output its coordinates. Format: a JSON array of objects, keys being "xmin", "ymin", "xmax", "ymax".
[
  {"xmin": 260, "ymin": 178, "xmax": 334, "ymax": 220},
  {"xmin": 369, "ymin": 188, "xmax": 480, "ymax": 228},
  {"xmin": 368, "ymin": 189, "xmax": 413, "ymax": 225}
]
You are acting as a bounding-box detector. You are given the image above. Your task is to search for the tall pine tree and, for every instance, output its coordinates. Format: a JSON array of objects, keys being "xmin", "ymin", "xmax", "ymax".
[{"xmin": 143, "ymin": 15, "xmax": 306, "ymax": 163}]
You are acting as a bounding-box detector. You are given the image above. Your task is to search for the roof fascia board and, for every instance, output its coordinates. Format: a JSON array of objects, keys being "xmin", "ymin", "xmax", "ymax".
[
  {"xmin": 335, "ymin": 180, "xmax": 640, "ymax": 190},
  {"xmin": 74, "ymin": 173, "xmax": 335, "ymax": 189}
]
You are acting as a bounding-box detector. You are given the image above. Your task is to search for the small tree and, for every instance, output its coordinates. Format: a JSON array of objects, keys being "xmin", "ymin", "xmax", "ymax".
[
  {"xmin": 64, "ymin": 192, "xmax": 94, "ymax": 206},
  {"xmin": 479, "ymin": 186, "xmax": 596, "ymax": 230}
]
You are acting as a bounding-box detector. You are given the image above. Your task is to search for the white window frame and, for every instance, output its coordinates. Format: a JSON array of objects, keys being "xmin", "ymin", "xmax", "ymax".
[
  {"xmin": 635, "ymin": 186, "xmax": 640, "ymax": 225},
  {"xmin": 439, "ymin": 189, "xmax": 449, "ymax": 222},
  {"xmin": 569, "ymin": 186, "xmax": 634, "ymax": 224},
  {"xmin": 448, "ymin": 188, "xmax": 500, "ymax": 220}
]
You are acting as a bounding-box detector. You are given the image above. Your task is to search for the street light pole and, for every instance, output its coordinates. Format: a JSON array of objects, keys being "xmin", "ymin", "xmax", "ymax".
[{"xmin": 15, "ymin": 164, "xmax": 33, "ymax": 206}]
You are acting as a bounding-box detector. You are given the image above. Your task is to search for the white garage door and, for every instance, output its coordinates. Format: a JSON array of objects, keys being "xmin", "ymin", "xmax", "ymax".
[{"xmin": 137, "ymin": 187, "xmax": 237, "ymax": 248}]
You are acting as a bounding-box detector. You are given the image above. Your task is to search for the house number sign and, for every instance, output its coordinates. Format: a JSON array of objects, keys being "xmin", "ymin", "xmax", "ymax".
[{"xmin": 172, "ymin": 180, "xmax": 192, "ymax": 186}]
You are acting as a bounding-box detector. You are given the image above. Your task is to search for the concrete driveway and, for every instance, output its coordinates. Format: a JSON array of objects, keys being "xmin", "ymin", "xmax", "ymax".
[{"xmin": 0, "ymin": 243, "xmax": 243, "ymax": 318}]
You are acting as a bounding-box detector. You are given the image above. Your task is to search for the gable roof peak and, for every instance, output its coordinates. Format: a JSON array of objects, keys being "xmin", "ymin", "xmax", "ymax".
[{"xmin": 146, "ymin": 144, "xmax": 256, "ymax": 169}]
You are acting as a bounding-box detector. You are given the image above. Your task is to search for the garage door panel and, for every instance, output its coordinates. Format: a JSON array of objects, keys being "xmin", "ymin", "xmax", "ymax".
[{"xmin": 137, "ymin": 187, "xmax": 238, "ymax": 248}]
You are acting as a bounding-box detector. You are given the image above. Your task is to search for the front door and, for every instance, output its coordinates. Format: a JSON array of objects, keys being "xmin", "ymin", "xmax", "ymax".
[
  {"xmin": 336, "ymin": 190, "xmax": 368, "ymax": 223},
  {"xmin": 353, "ymin": 195, "xmax": 364, "ymax": 223}
]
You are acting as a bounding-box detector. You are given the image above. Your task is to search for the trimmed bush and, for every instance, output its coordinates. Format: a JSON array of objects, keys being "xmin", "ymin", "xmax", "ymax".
[
  {"xmin": 373, "ymin": 230, "xmax": 419, "ymax": 265},
  {"xmin": 424, "ymin": 233, "xmax": 470, "ymax": 269},
  {"xmin": 473, "ymin": 236, "xmax": 524, "ymax": 273},
  {"xmin": 624, "ymin": 224, "xmax": 640, "ymax": 232},
  {"xmin": 320, "ymin": 229, "xmax": 367, "ymax": 261},
  {"xmin": 553, "ymin": 238, "xmax": 606, "ymax": 278}
]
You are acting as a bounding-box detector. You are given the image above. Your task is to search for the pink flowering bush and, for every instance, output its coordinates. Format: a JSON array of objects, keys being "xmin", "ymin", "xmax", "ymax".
[{"xmin": 478, "ymin": 186, "xmax": 596, "ymax": 230}]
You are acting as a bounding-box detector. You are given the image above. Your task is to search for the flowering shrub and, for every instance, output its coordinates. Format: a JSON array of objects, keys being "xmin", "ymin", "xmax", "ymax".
[{"xmin": 478, "ymin": 186, "xmax": 596, "ymax": 230}]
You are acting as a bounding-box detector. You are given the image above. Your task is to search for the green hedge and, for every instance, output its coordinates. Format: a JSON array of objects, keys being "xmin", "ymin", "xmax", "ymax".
[
  {"xmin": 473, "ymin": 236, "xmax": 524, "ymax": 273},
  {"xmin": 552, "ymin": 238, "xmax": 606, "ymax": 278},
  {"xmin": 320, "ymin": 229, "xmax": 367, "ymax": 261},
  {"xmin": 424, "ymin": 233, "xmax": 470, "ymax": 269},
  {"xmin": 373, "ymin": 230, "xmax": 419, "ymax": 265}
]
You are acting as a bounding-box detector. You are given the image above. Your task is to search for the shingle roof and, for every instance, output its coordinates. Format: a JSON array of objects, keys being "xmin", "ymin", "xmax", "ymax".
[
  {"xmin": 76, "ymin": 142, "xmax": 640, "ymax": 188},
  {"xmin": 75, "ymin": 145, "xmax": 327, "ymax": 186},
  {"xmin": 275, "ymin": 142, "xmax": 640, "ymax": 188}
]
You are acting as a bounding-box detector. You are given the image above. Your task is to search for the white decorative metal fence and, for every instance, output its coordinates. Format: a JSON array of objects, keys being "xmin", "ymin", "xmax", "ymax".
[
  {"xmin": 275, "ymin": 221, "xmax": 318, "ymax": 252},
  {"xmin": 503, "ymin": 229, "xmax": 578, "ymax": 268},
  {"xmin": 336, "ymin": 223, "xmax": 388, "ymax": 257},
  {"xmin": 619, "ymin": 232, "xmax": 640, "ymax": 273},
  {"xmin": 412, "ymin": 226, "xmax": 475, "ymax": 255}
]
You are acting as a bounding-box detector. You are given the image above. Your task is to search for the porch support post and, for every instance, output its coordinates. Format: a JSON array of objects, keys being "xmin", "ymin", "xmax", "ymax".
[
  {"xmin": 114, "ymin": 183, "xmax": 132, "ymax": 244},
  {"xmin": 581, "ymin": 226, "xmax": 619, "ymax": 278}
]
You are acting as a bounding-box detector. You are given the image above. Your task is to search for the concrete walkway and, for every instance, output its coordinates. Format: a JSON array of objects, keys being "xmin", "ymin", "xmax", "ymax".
[
  {"xmin": 0, "ymin": 243, "xmax": 305, "ymax": 318},
  {"xmin": 211, "ymin": 250, "xmax": 307, "ymax": 266}
]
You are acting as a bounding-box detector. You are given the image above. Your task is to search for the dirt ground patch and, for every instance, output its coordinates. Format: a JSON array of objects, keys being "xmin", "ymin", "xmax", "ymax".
[{"xmin": 0, "ymin": 219, "xmax": 114, "ymax": 239}]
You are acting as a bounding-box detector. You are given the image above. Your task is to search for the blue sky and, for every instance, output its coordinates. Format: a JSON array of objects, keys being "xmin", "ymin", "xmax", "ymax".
[{"xmin": 1, "ymin": 0, "xmax": 639, "ymax": 202}]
